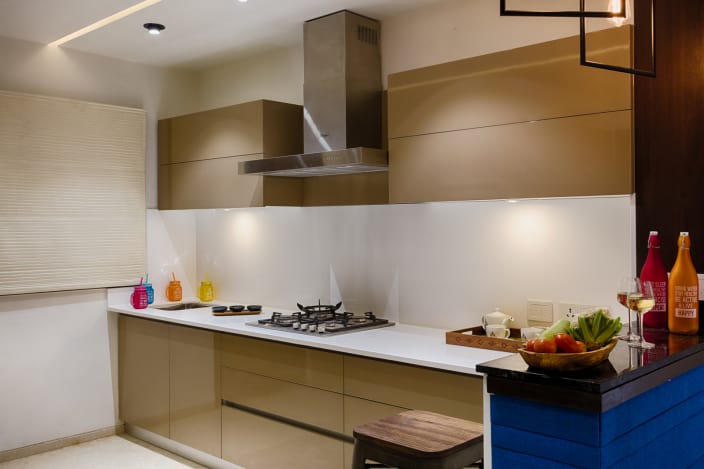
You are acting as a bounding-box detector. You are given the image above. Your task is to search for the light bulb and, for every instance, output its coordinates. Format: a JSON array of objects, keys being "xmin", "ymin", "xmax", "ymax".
[
  {"xmin": 143, "ymin": 23, "xmax": 165, "ymax": 35},
  {"xmin": 609, "ymin": 0, "xmax": 627, "ymax": 27}
]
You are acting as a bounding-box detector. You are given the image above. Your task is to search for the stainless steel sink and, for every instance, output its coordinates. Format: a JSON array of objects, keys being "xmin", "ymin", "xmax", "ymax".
[{"xmin": 152, "ymin": 303, "xmax": 212, "ymax": 311}]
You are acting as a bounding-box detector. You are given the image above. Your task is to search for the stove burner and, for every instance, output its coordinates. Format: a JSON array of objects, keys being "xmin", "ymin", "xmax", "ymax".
[{"xmin": 251, "ymin": 301, "xmax": 393, "ymax": 336}]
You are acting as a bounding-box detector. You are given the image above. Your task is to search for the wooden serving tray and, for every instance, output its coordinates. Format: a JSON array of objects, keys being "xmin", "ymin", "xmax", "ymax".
[{"xmin": 445, "ymin": 326, "xmax": 524, "ymax": 352}]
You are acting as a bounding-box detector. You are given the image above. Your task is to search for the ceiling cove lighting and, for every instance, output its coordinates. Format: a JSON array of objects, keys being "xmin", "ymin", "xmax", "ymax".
[
  {"xmin": 48, "ymin": 0, "xmax": 163, "ymax": 47},
  {"xmin": 143, "ymin": 22, "xmax": 165, "ymax": 35},
  {"xmin": 499, "ymin": 0, "xmax": 655, "ymax": 77}
]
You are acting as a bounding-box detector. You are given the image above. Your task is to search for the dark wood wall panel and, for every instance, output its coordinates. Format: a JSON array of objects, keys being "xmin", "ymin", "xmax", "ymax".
[{"xmin": 635, "ymin": 0, "xmax": 704, "ymax": 271}]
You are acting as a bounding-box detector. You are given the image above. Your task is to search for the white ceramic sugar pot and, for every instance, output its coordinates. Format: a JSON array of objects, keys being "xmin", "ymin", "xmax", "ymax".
[{"xmin": 481, "ymin": 307, "xmax": 514, "ymax": 328}]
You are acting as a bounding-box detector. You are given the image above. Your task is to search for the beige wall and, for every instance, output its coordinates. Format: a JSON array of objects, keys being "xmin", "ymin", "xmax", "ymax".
[{"xmin": 0, "ymin": 35, "xmax": 194, "ymax": 453}]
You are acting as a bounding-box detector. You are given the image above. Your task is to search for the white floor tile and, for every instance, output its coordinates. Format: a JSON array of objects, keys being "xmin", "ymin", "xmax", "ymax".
[{"xmin": 0, "ymin": 435, "xmax": 204, "ymax": 469}]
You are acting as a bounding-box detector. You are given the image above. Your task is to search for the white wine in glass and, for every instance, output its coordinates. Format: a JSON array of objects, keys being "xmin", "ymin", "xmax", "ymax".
[
  {"xmin": 617, "ymin": 277, "xmax": 638, "ymax": 341},
  {"xmin": 628, "ymin": 280, "xmax": 655, "ymax": 349}
]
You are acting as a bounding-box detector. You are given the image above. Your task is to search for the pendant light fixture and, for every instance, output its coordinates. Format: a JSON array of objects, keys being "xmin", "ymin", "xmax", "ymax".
[
  {"xmin": 499, "ymin": 0, "xmax": 656, "ymax": 77},
  {"xmin": 579, "ymin": 0, "xmax": 656, "ymax": 77},
  {"xmin": 499, "ymin": 0, "xmax": 625, "ymax": 18}
]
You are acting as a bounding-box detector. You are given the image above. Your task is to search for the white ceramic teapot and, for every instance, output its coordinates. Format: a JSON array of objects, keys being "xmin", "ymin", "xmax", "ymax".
[{"xmin": 481, "ymin": 308, "xmax": 514, "ymax": 328}]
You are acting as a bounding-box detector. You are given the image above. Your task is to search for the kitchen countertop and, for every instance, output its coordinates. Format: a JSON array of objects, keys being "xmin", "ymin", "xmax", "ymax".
[
  {"xmin": 477, "ymin": 328, "xmax": 704, "ymax": 411},
  {"xmin": 108, "ymin": 301, "xmax": 511, "ymax": 377}
]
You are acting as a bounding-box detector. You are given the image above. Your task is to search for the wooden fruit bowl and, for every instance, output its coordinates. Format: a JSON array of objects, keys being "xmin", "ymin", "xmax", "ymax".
[{"xmin": 518, "ymin": 339, "xmax": 618, "ymax": 372}]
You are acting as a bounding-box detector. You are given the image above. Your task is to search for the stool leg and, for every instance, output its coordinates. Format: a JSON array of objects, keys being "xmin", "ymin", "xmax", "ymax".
[{"xmin": 352, "ymin": 440, "xmax": 368, "ymax": 469}]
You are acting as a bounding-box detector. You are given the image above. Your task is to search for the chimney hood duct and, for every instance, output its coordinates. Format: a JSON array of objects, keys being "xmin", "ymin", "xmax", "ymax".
[{"xmin": 239, "ymin": 10, "xmax": 387, "ymax": 177}]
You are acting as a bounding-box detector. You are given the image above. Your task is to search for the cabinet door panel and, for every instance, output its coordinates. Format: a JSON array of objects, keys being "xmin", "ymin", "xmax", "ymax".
[
  {"xmin": 167, "ymin": 155, "xmax": 264, "ymax": 209},
  {"xmin": 222, "ymin": 406, "xmax": 344, "ymax": 469},
  {"xmin": 169, "ymin": 325, "xmax": 221, "ymax": 457},
  {"xmin": 166, "ymin": 101, "xmax": 263, "ymax": 163},
  {"xmin": 389, "ymin": 110, "xmax": 632, "ymax": 203},
  {"xmin": 344, "ymin": 356, "xmax": 483, "ymax": 422},
  {"xmin": 118, "ymin": 316, "xmax": 169, "ymax": 437},
  {"xmin": 388, "ymin": 27, "xmax": 631, "ymax": 139},
  {"xmin": 221, "ymin": 334, "xmax": 343, "ymax": 392},
  {"xmin": 222, "ymin": 367, "xmax": 343, "ymax": 432}
]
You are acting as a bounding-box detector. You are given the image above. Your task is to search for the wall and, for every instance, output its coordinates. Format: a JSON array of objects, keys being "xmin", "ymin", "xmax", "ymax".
[
  {"xmin": 0, "ymin": 35, "xmax": 194, "ymax": 453},
  {"xmin": 193, "ymin": 197, "xmax": 633, "ymax": 330}
]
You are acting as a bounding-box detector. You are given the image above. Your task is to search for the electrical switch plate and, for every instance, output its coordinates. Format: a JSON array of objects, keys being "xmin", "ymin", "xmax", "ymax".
[
  {"xmin": 527, "ymin": 300, "xmax": 553, "ymax": 323},
  {"xmin": 559, "ymin": 303, "xmax": 598, "ymax": 321}
]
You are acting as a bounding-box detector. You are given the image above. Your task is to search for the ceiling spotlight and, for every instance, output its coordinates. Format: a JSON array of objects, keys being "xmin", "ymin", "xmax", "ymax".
[
  {"xmin": 237, "ymin": 0, "xmax": 248, "ymax": 3},
  {"xmin": 143, "ymin": 23, "xmax": 165, "ymax": 35}
]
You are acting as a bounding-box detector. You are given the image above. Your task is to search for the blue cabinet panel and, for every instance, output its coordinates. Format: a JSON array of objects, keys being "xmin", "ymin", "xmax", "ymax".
[
  {"xmin": 601, "ymin": 365, "xmax": 704, "ymax": 443},
  {"xmin": 491, "ymin": 394, "xmax": 599, "ymax": 444},
  {"xmin": 493, "ymin": 447, "xmax": 586, "ymax": 469},
  {"xmin": 492, "ymin": 423, "xmax": 599, "ymax": 468}
]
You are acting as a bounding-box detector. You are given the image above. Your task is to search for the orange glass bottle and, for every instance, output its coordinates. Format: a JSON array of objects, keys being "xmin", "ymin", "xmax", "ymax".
[{"xmin": 667, "ymin": 232, "xmax": 699, "ymax": 335}]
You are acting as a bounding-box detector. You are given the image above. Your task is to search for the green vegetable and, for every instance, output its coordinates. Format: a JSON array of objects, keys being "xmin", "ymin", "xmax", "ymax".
[
  {"xmin": 570, "ymin": 309, "xmax": 621, "ymax": 351},
  {"xmin": 538, "ymin": 319, "xmax": 571, "ymax": 339}
]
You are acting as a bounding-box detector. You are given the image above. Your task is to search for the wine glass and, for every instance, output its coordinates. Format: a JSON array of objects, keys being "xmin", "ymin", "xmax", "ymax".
[
  {"xmin": 617, "ymin": 277, "xmax": 638, "ymax": 341},
  {"xmin": 627, "ymin": 280, "xmax": 656, "ymax": 349}
]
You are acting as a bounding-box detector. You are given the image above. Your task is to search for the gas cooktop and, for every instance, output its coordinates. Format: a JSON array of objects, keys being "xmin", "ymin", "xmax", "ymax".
[{"xmin": 247, "ymin": 301, "xmax": 394, "ymax": 337}]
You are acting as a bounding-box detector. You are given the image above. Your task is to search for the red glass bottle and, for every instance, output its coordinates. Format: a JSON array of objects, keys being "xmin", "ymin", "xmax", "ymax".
[{"xmin": 639, "ymin": 231, "xmax": 668, "ymax": 328}]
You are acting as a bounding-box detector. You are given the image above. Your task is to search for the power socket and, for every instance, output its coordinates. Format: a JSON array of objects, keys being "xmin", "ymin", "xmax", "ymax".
[{"xmin": 559, "ymin": 303, "xmax": 597, "ymax": 322}]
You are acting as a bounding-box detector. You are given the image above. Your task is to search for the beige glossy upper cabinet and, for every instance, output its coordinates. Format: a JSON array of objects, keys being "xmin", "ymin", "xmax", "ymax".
[
  {"xmin": 387, "ymin": 28, "xmax": 633, "ymax": 203},
  {"xmin": 158, "ymin": 100, "xmax": 304, "ymax": 209}
]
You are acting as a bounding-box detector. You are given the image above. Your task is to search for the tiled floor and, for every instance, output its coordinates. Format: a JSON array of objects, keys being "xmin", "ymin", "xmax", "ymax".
[{"xmin": 0, "ymin": 434, "xmax": 207, "ymax": 469}]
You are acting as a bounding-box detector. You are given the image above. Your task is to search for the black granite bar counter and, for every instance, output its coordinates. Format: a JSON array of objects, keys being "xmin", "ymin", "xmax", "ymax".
[
  {"xmin": 478, "ymin": 330, "xmax": 704, "ymax": 467},
  {"xmin": 476, "ymin": 329, "xmax": 704, "ymax": 412}
]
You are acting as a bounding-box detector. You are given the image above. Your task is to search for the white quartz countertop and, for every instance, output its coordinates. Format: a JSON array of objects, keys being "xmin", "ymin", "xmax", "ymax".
[{"xmin": 108, "ymin": 300, "xmax": 512, "ymax": 376}]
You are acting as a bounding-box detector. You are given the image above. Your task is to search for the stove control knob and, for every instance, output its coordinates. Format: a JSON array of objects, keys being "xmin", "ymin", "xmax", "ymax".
[
  {"xmin": 308, "ymin": 324, "xmax": 317, "ymax": 333},
  {"xmin": 300, "ymin": 323, "xmax": 308, "ymax": 331},
  {"xmin": 318, "ymin": 325, "xmax": 326, "ymax": 333},
  {"xmin": 292, "ymin": 322, "xmax": 300, "ymax": 329}
]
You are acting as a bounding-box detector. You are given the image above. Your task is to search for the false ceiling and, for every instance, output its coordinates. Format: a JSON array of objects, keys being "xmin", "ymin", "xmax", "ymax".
[{"xmin": 0, "ymin": 0, "xmax": 443, "ymax": 69}]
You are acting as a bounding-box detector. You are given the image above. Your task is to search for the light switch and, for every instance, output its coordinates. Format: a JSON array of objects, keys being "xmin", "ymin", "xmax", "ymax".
[{"xmin": 527, "ymin": 300, "xmax": 553, "ymax": 323}]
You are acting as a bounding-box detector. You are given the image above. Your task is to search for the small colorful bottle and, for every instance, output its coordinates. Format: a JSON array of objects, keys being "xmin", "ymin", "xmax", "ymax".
[
  {"xmin": 639, "ymin": 231, "xmax": 668, "ymax": 328},
  {"xmin": 198, "ymin": 279, "xmax": 213, "ymax": 302},
  {"xmin": 166, "ymin": 272, "xmax": 182, "ymax": 302},
  {"xmin": 130, "ymin": 285, "xmax": 148, "ymax": 309},
  {"xmin": 668, "ymin": 232, "xmax": 699, "ymax": 335},
  {"xmin": 144, "ymin": 282, "xmax": 154, "ymax": 305}
]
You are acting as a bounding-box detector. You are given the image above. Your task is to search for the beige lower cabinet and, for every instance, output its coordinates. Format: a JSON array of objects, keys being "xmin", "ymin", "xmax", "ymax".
[
  {"xmin": 118, "ymin": 316, "xmax": 170, "ymax": 437},
  {"xmin": 120, "ymin": 320, "xmax": 484, "ymax": 467},
  {"xmin": 344, "ymin": 355, "xmax": 484, "ymax": 422},
  {"xmin": 169, "ymin": 325, "xmax": 221, "ymax": 457},
  {"xmin": 119, "ymin": 316, "xmax": 221, "ymax": 457},
  {"xmin": 222, "ymin": 406, "xmax": 344, "ymax": 468},
  {"xmin": 220, "ymin": 336, "xmax": 345, "ymax": 468}
]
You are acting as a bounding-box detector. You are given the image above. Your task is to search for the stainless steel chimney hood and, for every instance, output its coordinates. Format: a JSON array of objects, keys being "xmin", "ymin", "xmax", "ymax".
[{"xmin": 239, "ymin": 10, "xmax": 387, "ymax": 177}]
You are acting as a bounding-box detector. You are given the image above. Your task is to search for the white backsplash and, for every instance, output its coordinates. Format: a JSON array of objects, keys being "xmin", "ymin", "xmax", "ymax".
[{"xmin": 149, "ymin": 196, "xmax": 634, "ymax": 330}]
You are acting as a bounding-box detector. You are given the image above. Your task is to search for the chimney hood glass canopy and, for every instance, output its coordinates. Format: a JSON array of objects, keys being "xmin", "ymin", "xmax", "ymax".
[{"xmin": 238, "ymin": 147, "xmax": 387, "ymax": 177}]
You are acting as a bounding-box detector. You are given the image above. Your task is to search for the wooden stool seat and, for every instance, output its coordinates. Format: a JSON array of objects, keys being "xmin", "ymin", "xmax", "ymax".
[{"xmin": 352, "ymin": 410, "xmax": 483, "ymax": 469}]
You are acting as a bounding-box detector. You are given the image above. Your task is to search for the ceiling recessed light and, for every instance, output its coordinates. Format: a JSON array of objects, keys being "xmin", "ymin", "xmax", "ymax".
[
  {"xmin": 237, "ymin": 0, "xmax": 248, "ymax": 3},
  {"xmin": 143, "ymin": 23, "xmax": 165, "ymax": 35},
  {"xmin": 48, "ymin": 0, "xmax": 163, "ymax": 47}
]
